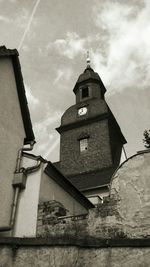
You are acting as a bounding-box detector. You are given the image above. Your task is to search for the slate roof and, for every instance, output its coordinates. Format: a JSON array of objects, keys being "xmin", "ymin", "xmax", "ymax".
[
  {"xmin": 67, "ymin": 167, "xmax": 116, "ymax": 192},
  {"xmin": 77, "ymin": 66, "xmax": 100, "ymax": 83},
  {"xmin": 73, "ymin": 66, "xmax": 106, "ymax": 95},
  {"xmin": 0, "ymin": 46, "xmax": 35, "ymax": 144}
]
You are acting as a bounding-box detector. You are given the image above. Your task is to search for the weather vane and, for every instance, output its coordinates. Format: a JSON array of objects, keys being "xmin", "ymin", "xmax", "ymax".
[{"xmin": 86, "ymin": 50, "xmax": 90, "ymax": 67}]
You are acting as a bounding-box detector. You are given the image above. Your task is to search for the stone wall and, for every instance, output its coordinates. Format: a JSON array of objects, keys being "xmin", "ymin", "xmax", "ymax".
[
  {"xmin": 36, "ymin": 194, "xmax": 131, "ymax": 239},
  {"xmin": 0, "ymin": 238, "xmax": 150, "ymax": 267}
]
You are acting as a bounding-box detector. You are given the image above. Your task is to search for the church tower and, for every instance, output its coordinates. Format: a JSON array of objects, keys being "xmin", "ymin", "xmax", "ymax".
[{"xmin": 55, "ymin": 58, "xmax": 126, "ymax": 196}]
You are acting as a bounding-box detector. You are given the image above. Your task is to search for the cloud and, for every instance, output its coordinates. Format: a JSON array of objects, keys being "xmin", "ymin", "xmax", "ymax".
[
  {"xmin": 22, "ymin": 45, "xmax": 30, "ymax": 52},
  {"xmin": 91, "ymin": 0, "xmax": 150, "ymax": 92},
  {"xmin": 53, "ymin": 69, "xmax": 64, "ymax": 85},
  {"xmin": 34, "ymin": 112, "xmax": 61, "ymax": 133},
  {"xmin": 0, "ymin": 10, "xmax": 33, "ymax": 29},
  {"xmin": 94, "ymin": 2, "xmax": 136, "ymax": 33},
  {"xmin": 53, "ymin": 67, "xmax": 73, "ymax": 85},
  {"xmin": 45, "ymin": 0, "xmax": 150, "ymax": 95},
  {"xmin": 47, "ymin": 32, "xmax": 85, "ymax": 59},
  {"xmin": 32, "ymin": 111, "xmax": 61, "ymax": 158},
  {"xmin": 43, "ymin": 138, "xmax": 60, "ymax": 159},
  {"xmin": 0, "ymin": 15, "xmax": 11, "ymax": 23},
  {"xmin": 25, "ymin": 84, "xmax": 39, "ymax": 108}
]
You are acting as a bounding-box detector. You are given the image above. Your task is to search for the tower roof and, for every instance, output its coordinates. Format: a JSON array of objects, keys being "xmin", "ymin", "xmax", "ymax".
[
  {"xmin": 78, "ymin": 66, "xmax": 100, "ymax": 83},
  {"xmin": 73, "ymin": 66, "xmax": 106, "ymax": 95}
]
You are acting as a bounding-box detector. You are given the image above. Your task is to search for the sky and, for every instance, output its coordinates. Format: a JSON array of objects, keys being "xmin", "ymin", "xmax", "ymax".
[{"xmin": 0, "ymin": 0, "xmax": 150, "ymax": 161}]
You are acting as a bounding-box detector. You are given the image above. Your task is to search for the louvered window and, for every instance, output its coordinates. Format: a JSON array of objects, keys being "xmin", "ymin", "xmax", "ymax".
[
  {"xmin": 80, "ymin": 138, "xmax": 88, "ymax": 152},
  {"xmin": 81, "ymin": 87, "xmax": 89, "ymax": 98}
]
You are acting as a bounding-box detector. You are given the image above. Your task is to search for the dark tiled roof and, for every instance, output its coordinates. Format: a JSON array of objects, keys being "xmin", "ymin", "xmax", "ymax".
[
  {"xmin": 67, "ymin": 167, "xmax": 116, "ymax": 191},
  {"xmin": 77, "ymin": 67, "xmax": 101, "ymax": 84},
  {"xmin": 0, "ymin": 46, "xmax": 18, "ymax": 56},
  {"xmin": 73, "ymin": 66, "xmax": 106, "ymax": 95},
  {"xmin": 0, "ymin": 46, "xmax": 35, "ymax": 144},
  {"xmin": 45, "ymin": 162, "xmax": 94, "ymax": 209},
  {"xmin": 108, "ymin": 106, "xmax": 127, "ymax": 145}
]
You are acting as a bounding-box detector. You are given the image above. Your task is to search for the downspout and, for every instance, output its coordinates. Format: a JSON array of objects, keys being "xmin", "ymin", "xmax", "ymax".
[
  {"xmin": 0, "ymin": 141, "xmax": 47, "ymax": 232},
  {"xmin": 24, "ymin": 156, "xmax": 48, "ymax": 175}
]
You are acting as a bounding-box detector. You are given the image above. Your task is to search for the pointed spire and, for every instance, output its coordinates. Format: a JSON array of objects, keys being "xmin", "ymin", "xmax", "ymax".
[{"xmin": 86, "ymin": 50, "xmax": 90, "ymax": 68}]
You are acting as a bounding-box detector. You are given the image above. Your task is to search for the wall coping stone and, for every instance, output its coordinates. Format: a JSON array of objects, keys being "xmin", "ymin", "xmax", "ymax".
[{"xmin": 0, "ymin": 237, "xmax": 150, "ymax": 248}]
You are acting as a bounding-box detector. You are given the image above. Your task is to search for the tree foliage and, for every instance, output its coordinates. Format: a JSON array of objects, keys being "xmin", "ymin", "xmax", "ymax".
[{"xmin": 143, "ymin": 130, "xmax": 150, "ymax": 149}]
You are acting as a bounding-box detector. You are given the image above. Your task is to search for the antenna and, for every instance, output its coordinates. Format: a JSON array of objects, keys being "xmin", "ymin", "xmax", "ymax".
[{"xmin": 86, "ymin": 50, "xmax": 90, "ymax": 67}]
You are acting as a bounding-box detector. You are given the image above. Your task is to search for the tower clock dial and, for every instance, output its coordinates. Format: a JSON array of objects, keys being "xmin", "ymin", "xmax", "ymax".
[{"xmin": 78, "ymin": 107, "xmax": 87, "ymax": 116}]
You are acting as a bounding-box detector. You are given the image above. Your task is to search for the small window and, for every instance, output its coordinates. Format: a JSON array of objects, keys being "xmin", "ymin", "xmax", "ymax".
[
  {"xmin": 81, "ymin": 87, "xmax": 89, "ymax": 98},
  {"xmin": 80, "ymin": 138, "xmax": 88, "ymax": 152}
]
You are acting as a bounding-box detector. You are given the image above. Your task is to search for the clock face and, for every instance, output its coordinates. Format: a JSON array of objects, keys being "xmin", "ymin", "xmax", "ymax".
[{"xmin": 78, "ymin": 107, "xmax": 87, "ymax": 116}]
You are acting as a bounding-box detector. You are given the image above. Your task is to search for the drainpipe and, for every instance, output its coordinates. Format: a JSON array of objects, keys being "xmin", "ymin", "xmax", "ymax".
[
  {"xmin": 0, "ymin": 141, "xmax": 46, "ymax": 232},
  {"xmin": 11, "ymin": 154, "xmax": 47, "ymax": 231},
  {"xmin": 24, "ymin": 155, "xmax": 48, "ymax": 175},
  {"xmin": 15, "ymin": 141, "xmax": 35, "ymax": 172}
]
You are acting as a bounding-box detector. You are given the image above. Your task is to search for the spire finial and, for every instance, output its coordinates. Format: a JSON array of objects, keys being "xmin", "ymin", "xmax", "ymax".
[{"xmin": 86, "ymin": 50, "xmax": 90, "ymax": 67}]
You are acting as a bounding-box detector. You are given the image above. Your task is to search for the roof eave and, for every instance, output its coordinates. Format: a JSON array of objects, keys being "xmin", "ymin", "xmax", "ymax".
[
  {"xmin": 81, "ymin": 184, "xmax": 110, "ymax": 192},
  {"xmin": 0, "ymin": 46, "xmax": 35, "ymax": 145},
  {"xmin": 73, "ymin": 78, "xmax": 106, "ymax": 94}
]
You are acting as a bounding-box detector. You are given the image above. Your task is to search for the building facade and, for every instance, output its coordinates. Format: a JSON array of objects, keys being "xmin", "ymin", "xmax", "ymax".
[{"xmin": 0, "ymin": 46, "xmax": 35, "ymax": 233}]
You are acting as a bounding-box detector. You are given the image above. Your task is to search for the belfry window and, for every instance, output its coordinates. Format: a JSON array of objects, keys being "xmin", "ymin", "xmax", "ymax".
[
  {"xmin": 80, "ymin": 138, "xmax": 88, "ymax": 152},
  {"xmin": 81, "ymin": 87, "xmax": 89, "ymax": 99}
]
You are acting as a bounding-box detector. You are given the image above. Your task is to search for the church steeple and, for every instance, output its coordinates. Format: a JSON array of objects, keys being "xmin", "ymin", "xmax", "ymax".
[
  {"xmin": 73, "ymin": 58, "xmax": 106, "ymax": 103},
  {"xmin": 55, "ymin": 61, "xmax": 126, "ymax": 196}
]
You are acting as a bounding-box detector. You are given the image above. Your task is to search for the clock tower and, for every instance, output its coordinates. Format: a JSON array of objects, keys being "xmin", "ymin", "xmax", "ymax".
[{"xmin": 55, "ymin": 61, "xmax": 126, "ymax": 196}]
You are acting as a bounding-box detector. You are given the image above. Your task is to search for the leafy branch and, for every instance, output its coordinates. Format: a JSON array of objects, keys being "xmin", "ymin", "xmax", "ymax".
[{"xmin": 143, "ymin": 129, "xmax": 150, "ymax": 149}]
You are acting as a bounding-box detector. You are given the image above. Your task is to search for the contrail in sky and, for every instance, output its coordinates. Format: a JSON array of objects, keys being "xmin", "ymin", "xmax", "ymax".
[
  {"xmin": 18, "ymin": 0, "xmax": 41, "ymax": 51},
  {"xmin": 43, "ymin": 138, "xmax": 60, "ymax": 159}
]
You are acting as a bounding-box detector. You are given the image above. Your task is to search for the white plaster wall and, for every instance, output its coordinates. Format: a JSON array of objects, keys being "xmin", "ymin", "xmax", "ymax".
[
  {"xmin": 84, "ymin": 187, "xmax": 109, "ymax": 199},
  {"xmin": 40, "ymin": 172, "xmax": 88, "ymax": 216},
  {"xmin": 87, "ymin": 195, "xmax": 103, "ymax": 205},
  {"xmin": 15, "ymin": 158, "xmax": 88, "ymax": 237},
  {"xmin": 14, "ymin": 158, "xmax": 45, "ymax": 237},
  {"xmin": 0, "ymin": 57, "xmax": 25, "ymax": 227}
]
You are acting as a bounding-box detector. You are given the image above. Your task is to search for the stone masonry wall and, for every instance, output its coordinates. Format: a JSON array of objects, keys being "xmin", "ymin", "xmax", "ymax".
[
  {"xmin": 37, "ymin": 194, "xmax": 131, "ymax": 239},
  {"xmin": 0, "ymin": 241, "xmax": 150, "ymax": 267}
]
